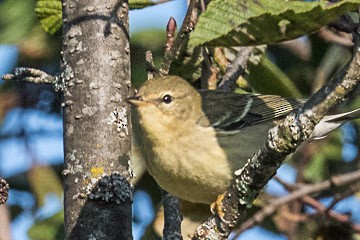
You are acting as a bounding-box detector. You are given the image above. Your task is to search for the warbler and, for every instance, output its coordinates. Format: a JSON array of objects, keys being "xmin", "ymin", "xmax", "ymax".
[{"xmin": 127, "ymin": 76, "xmax": 360, "ymax": 205}]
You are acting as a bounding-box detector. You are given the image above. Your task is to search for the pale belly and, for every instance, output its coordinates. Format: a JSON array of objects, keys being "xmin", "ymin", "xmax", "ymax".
[
  {"xmin": 145, "ymin": 140, "xmax": 232, "ymax": 204},
  {"xmin": 141, "ymin": 123, "xmax": 271, "ymax": 204}
]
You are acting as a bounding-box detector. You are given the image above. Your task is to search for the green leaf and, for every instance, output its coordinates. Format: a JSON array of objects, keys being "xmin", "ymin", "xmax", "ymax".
[
  {"xmin": 28, "ymin": 211, "xmax": 64, "ymax": 240},
  {"xmin": 35, "ymin": 0, "xmax": 62, "ymax": 35},
  {"xmin": 0, "ymin": 0, "xmax": 37, "ymax": 43},
  {"xmin": 129, "ymin": 0, "xmax": 172, "ymax": 9},
  {"xmin": 129, "ymin": 0, "xmax": 157, "ymax": 9},
  {"xmin": 303, "ymin": 136, "xmax": 342, "ymax": 183},
  {"xmin": 247, "ymin": 55, "xmax": 302, "ymax": 97},
  {"xmin": 304, "ymin": 152, "xmax": 328, "ymax": 183},
  {"xmin": 189, "ymin": 0, "xmax": 360, "ymax": 47},
  {"xmin": 28, "ymin": 165, "xmax": 63, "ymax": 206},
  {"xmin": 34, "ymin": 0, "xmax": 169, "ymax": 34}
]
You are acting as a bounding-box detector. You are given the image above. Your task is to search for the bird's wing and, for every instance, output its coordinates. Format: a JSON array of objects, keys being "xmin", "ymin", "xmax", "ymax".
[{"xmin": 199, "ymin": 91, "xmax": 303, "ymax": 131}]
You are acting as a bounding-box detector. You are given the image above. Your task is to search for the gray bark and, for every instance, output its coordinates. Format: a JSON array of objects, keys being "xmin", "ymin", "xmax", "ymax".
[{"xmin": 61, "ymin": 0, "xmax": 132, "ymax": 239}]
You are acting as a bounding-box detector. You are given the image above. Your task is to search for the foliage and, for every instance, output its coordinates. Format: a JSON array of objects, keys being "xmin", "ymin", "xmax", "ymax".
[
  {"xmin": 28, "ymin": 165, "xmax": 63, "ymax": 206},
  {"xmin": 246, "ymin": 54, "xmax": 302, "ymax": 97},
  {"xmin": 0, "ymin": 0, "xmax": 36, "ymax": 43},
  {"xmin": 35, "ymin": 0, "xmax": 62, "ymax": 35},
  {"xmin": 28, "ymin": 211, "xmax": 64, "ymax": 240},
  {"xmin": 34, "ymin": 0, "xmax": 171, "ymax": 35},
  {"xmin": 189, "ymin": 0, "xmax": 360, "ymax": 46},
  {"xmin": 129, "ymin": 0, "xmax": 161, "ymax": 9}
]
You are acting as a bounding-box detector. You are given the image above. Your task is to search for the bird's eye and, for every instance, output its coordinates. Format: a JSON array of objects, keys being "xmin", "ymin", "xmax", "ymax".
[{"xmin": 162, "ymin": 94, "xmax": 172, "ymax": 104}]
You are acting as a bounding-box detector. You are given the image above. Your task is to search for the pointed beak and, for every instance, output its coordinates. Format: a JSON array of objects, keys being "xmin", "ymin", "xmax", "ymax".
[{"xmin": 126, "ymin": 95, "xmax": 143, "ymax": 106}]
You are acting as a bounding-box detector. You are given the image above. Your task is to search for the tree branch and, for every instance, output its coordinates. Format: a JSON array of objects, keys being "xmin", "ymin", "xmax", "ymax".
[
  {"xmin": 145, "ymin": 50, "xmax": 160, "ymax": 80},
  {"xmin": 159, "ymin": 0, "xmax": 197, "ymax": 76},
  {"xmin": 218, "ymin": 47, "xmax": 255, "ymax": 92},
  {"xmin": 318, "ymin": 27, "xmax": 353, "ymax": 47},
  {"xmin": 2, "ymin": 67, "xmax": 55, "ymax": 84},
  {"xmin": 0, "ymin": 204, "xmax": 11, "ymax": 240},
  {"xmin": 165, "ymin": 17, "xmax": 177, "ymax": 55},
  {"xmin": 1, "ymin": 67, "xmax": 64, "ymax": 92},
  {"xmin": 162, "ymin": 190, "xmax": 183, "ymax": 240},
  {"xmin": 302, "ymin": 195, "xmax": 360, "ymax": 233},
  {"xmin": 61, "ymin": 0, "xmax": 133, "ymax": 238},
  {"xmin": 233, "ymin": 170, "xmax": 360, "ymax": 236},
  {"xmin": 192, "ymin": 28, "xmax": 360, "ymax": 239}
]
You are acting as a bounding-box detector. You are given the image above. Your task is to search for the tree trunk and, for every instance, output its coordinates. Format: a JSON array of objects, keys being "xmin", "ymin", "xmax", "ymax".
[{"xmin": 61, "ymin": 0, "xmax": 132, "ymax": 239}]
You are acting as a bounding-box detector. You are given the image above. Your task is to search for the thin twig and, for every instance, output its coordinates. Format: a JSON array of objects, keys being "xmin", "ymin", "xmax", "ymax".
[
  {"xmin": 218, "ymin": 47, "xmax": 255, "ymax": 92},
  {"xmin": 159, "ymin": 0, "xmax": 197, "ymax": 76},
  {"xmin": 318, "ymin": 27, "xmax": 353, "ymax": 47},
  {"xmin": 2, "ymin": 68, "xmax": 55, "ymax": 84},
  {"xmin": 200, "ymin": 48, "xmax": 218, "ymax": 90},
  {"xmin": 233, "ymin": 170, "xmax": 360, "ymax": 237},
  {"xmin": 199, "ymin": 0, "xmax": 206, "ymax": 12},
  {"xmin": 145, "ymin": 50, "xmax": 160, "ymax": 79},
  {"xmin": 273, "ymin": 175, "xmax": 297, "ymax": 191},
  {"xmin": 212, "ymin": 48, "xmax": 229, "ymax": 73},
  {"xmin": 302, "ymin": 196, "xmax": 360, "ymax": 233},
  {"xmin": 326, "ymin": 182, "xmax": 360, "ymax": 212},
  {"xmin": 276, "ymin": 174, "xmax": 360, "ymax": 233},
  {"xmin": 165, "ymin": 17, "xmax": 177, "ymax": 53}
]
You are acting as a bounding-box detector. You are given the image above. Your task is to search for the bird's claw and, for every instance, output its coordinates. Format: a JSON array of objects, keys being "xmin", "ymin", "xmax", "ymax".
[{"xmin": 210, "ymin": 193, "xmax": 230, "ymax": 224}]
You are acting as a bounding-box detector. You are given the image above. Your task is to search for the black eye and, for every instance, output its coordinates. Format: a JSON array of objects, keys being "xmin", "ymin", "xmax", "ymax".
[{"xmin": 162, "ymin": 94, "xmax": 172, "ymax": 104}]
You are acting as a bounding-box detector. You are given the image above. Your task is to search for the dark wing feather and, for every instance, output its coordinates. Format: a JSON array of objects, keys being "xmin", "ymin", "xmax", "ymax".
[{"xmin": 199, "ymin": 91, "xmax": 303, "ymax": 131}]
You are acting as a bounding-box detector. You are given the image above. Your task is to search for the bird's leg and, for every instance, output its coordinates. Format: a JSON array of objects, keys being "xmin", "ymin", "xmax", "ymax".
[{"xmin": 210, "ymin": 193, "xmax": 230, "ymax": 223}]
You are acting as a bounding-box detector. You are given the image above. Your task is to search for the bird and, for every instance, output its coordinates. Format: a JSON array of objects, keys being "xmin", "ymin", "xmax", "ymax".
[{"xmin": 127, "ymin": 75, "xmax": 360, "ymax": 206}]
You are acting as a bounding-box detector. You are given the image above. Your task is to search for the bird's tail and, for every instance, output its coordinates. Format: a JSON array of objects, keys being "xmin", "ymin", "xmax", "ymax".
[{"xmin": 311, "ymin": 108, "xmax": 360, "ymax": 140}]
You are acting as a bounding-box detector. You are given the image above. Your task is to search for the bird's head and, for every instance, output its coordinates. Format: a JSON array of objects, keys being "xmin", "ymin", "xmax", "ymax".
[{"xmin": 127, "ymin": 76, "xmax": 204, "ymax": 131}]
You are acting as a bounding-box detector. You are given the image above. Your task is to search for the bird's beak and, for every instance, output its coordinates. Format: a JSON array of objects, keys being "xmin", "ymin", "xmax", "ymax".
[{"xmin": 126, "ymin": 95, "xmax": 143, "ymax": 106}]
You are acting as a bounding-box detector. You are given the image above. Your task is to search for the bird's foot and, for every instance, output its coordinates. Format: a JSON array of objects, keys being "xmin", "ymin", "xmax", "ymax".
[{"xmin": 210, "ymin": 193, "xmax": 230, "ymax": 224}]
